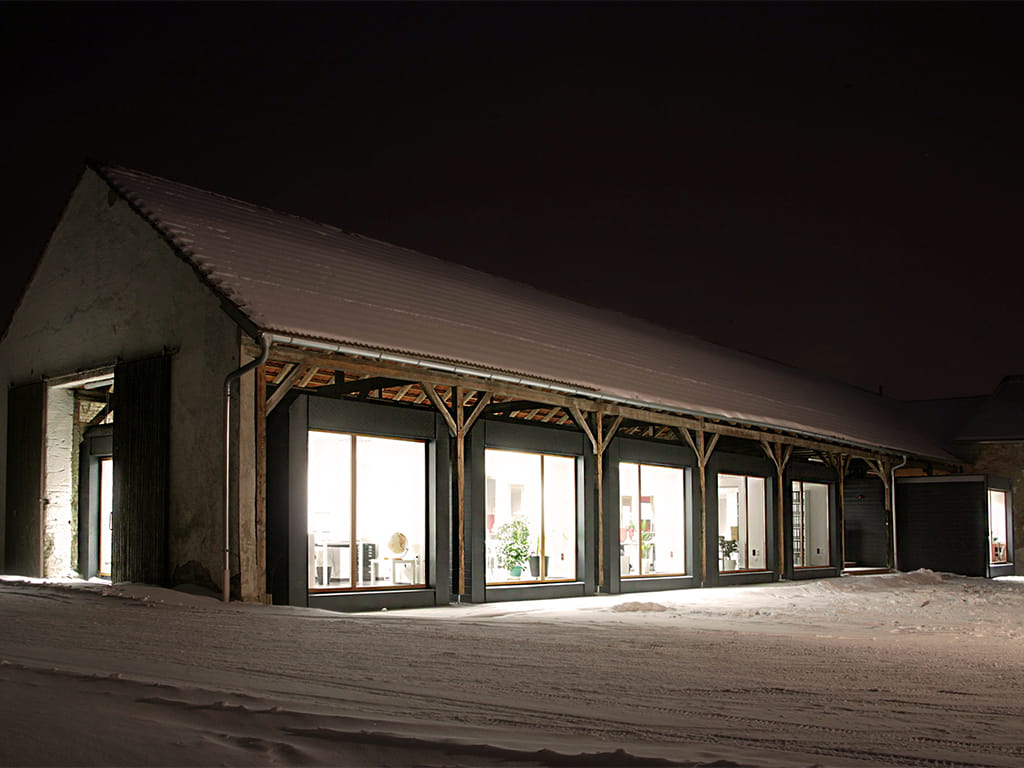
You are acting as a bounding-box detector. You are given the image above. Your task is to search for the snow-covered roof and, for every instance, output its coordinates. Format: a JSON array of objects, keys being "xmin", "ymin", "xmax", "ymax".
[
  {"xmin": 94, "ymin": 163, "xmax": 951, "ymax": 460},
  {"xmin": 907, "ymin": 375, "xmax": 1024, "ymax": 445}
]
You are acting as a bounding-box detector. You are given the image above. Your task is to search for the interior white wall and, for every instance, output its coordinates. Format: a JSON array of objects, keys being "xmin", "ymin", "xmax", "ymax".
[
  {"xmin": 43, "ymin": 386, "xmax": 76, "ymax": 576},
  {"xmin": 0, "ymin": 168, "xmax": 240, "ymax": 588},
  {"xmin": 747, "ymin": 477, "xmax": 767, "ymax": 569},
  {"xmin": 805, "ymin": 482, "xmax": 830, "ymax": 567}
]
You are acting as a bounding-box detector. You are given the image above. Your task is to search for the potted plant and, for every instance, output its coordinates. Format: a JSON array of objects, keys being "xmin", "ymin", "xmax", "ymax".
[
  {"xmin": 719, "ymin": 535, "xmax": 738, "ymax": 571},
  {"xmin": 496, "ymin": 519, "xmax": 530, "ymax": 578}
]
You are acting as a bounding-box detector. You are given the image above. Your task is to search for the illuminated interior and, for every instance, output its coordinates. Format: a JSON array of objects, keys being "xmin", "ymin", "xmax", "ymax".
[
  {"xmin": 306, "ymin": 430, "xmax": 426, "ymax": 590},
  {"xmin": 717, "ymin": 474, "xmax": 767, "ymax": 571},
  {"xmin": 618, "ymin": 462, "xmax": 686, "ymax": 577},
  {"xmin": 98, "ymin": 456, "xmax": 113, "ymax": 578},
  {"xmin": 485, "ymin": 449, "xmax": 576, "ymax": 583},
  {"xmin": 792, "ymin": 480, "xmax": 830, "ymax": 568},
  {"xmin": 988, "ymin": 489, "xmax": 1009, "ymax": 564}
]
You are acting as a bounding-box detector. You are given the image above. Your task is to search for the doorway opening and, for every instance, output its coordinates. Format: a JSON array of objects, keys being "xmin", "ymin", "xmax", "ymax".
[{"xmin": 40, "ymin": 370, "xmax": 114, "ymax": 579}]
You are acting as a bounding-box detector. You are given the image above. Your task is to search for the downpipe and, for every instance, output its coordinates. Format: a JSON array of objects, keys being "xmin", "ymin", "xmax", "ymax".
[
  {"xmin": 224, "ymin": 333, "xmax": 270, "ymax": 602},
  {"xmin": 890, "ymin": 454, "xmax": 908, "ymax": 572}
]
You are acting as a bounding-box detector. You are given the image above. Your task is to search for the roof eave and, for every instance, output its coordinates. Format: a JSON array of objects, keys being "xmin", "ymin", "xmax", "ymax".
[{"xmin": 263, "ymin": 331, "xmax": 957, "ymax": 464}]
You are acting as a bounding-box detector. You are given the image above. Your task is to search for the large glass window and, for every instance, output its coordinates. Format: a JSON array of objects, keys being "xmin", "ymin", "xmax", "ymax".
[
  {"xmin": 717, "ymin": 474, "xmax": 767, "ymax": 572},
  {"xmin": 307, "ymin": 430, "xmax": 427, "ymax": 590},
  {"xmin": 792, "ymin": 480, "xmax": 830, "ymax": 568},
  {"xmin": 485, "ymin": 449, "xmax": 576, "ymax": 583},
  {"xmin": 618, "ymin": 463, "xmax": 686, "ymax": 577},
  {"xmin": 989, "ymin": 489, "xmax": 1009, "ymax": 564},
  {"xmin": 98, "ymin": 457, "xmax": 113, "ymax": 578}
]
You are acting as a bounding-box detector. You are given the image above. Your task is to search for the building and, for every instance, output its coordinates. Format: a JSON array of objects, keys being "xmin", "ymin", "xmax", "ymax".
[{"xmin": 0, "ymin": 163, "xmax": 1015, "ymax": 610}]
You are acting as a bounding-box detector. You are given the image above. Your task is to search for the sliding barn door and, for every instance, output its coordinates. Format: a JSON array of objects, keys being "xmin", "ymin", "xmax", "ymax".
[
  {"xmin": 4, "ymin": 382, "xmax": 45, "ymax": 576},
  {"xmin": 112, "ymin": 355, "xmax": 171, "ymax": 585}
]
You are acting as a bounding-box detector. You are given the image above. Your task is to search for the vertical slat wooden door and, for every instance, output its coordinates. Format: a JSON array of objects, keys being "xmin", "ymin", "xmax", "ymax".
[
  {"xmin": 4, "ymin": 382, "xmax": 45, "ymax": 576},
  {"xmin": 112, "ymin": 355, "xmax": 171, "ymax": 585}
]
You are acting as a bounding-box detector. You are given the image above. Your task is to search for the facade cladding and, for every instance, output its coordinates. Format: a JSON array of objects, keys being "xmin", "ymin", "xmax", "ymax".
[{"xmin": 0, "ymin": 163, "xmax": 1018, "ymax": 610}]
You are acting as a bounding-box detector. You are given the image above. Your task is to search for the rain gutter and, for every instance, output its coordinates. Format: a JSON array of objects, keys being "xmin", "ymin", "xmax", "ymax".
[{"xmin": 265, "ymin": 333, "xmax": 933, "ymax": 461}]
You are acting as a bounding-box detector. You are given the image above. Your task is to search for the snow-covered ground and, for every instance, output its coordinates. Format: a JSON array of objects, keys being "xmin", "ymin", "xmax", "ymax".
[{"xmin": 1, "ymin": 570, "xmax": 1022, "ymax": 767}]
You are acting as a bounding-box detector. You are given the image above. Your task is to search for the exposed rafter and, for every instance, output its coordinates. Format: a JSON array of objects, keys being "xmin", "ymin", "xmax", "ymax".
[
  {"xmin": 253, "ymin": 343, "xmax": 929, "ymax": 464},
  {"xmin": 266, "ymin": 363, "xmax": 313, "ymax": 414}
]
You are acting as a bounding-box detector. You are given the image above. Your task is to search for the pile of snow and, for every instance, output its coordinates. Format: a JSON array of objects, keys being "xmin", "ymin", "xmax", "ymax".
[{"xmin": 2, "ymin": 571, "xmax": 1023, "ymax": 767}]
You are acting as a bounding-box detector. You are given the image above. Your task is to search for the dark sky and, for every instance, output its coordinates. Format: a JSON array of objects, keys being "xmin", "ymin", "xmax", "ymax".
[{"xmin": 2, "ymin": 3, "xmax": 1021, "ymax": 400}]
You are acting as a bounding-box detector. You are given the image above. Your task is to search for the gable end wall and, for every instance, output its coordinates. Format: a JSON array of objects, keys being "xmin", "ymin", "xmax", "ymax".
[{"xmin": 0, "ymin": 168, "xmax": 240, "ymax": 588}]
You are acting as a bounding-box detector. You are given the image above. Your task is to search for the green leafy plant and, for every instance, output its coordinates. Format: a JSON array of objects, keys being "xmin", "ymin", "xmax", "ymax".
[
  {"xmin": 496, "ymin": 519, "xmax": 531, "ymax": 570},
  {"xmin": 641, "ymin": 520, "xmax": 654, "ymax": 559},
  {"xmin": 718, "ymin": 536, "xmax": 738, "ymax": 558}
]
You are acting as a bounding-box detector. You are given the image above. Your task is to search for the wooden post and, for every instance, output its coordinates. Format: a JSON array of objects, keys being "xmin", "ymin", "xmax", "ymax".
[
  {"xmin": 761, "ymin": 441, "xmax": 793, "ymax": 580},
  {"xmin": 679, "ymin": 424, "xmax": 719, "ymax": 585},
  {"xmin": 455, "ymin": 387, "xmax": 466, "ymax": 596},
  {"xmin": 596, "ymin": 413, "xmax": 604, "ymax": 588},
  {"xmin": 255, "ymin": 363, "xmax": 268, "ymax": 602},
  {"xmin": 864, "ymin": 457, "xmax": 895, "ymax": 569},
  {"xmin": 568, "ymin": 407, "xmax": 620, "ymax": 590},
  {"xmin": 822, "ymin": 452, "xmax": 850, "ymax": 571},
  {"xmin": 422, "ymin": 384, "xmax": 490, "ymax": 597}
]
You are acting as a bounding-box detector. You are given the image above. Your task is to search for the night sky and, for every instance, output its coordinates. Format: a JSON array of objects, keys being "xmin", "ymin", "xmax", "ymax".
[{"xmin": 2, "ymin": 3, "xmax": 1020, "ymax": 400}]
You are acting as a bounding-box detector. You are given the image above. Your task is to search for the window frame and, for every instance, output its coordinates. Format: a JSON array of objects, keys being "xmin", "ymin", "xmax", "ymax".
[
  {"xmin": 270, "ymin": 394, "xmax": 449, "ymax": 611},
  {"xmin": 483, "ymin": 447, "xmax": 578, "ymax": 586},
  {"xmin": 707, "ymin": 452, "xmax": 777, "ymax": 583},
  {"xmin": 468, "ymin": 418, "xmax": 592, "ymax": 602},
  {"xmin": 617, "ymin": 461, "xmax": 688, "ymax": 579},
  {"xmin": 791, "ymin": 479, "xmax": 831, "ymax": 569},
  {"xmin": 306, "ymin": 429, "xmax": 430, "ymax": 593},
  {"xmin": 717, "ymin": 473, "xmax": 769, "ymax": 573},
  {"xmin": 988, "ymin": 488, "xmax": 1011, "ymax": 565}
]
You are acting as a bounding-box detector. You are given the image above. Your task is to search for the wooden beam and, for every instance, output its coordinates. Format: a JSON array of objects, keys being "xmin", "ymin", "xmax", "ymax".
[
  {"xmin": 261, "ymin": 344, "xmax": 606, "ymax": 412},
  {"xmin": 463, "ymin": 392, "xmax": 492, "ymax": 433},
  {"xmin": 485, "ymin": 400, "xmax": 545, "ymax": 415},
  {"xmin": 422, "ymin": 383, "xmax": 458, "ymax": 435},
  {"xmin": 316, "ymin": 376, "xmax": 401, "ymax": 399},
  {"xmin": 297, "ymin": 366, "xmax": 319, "ymax": 388},
  {"xmin": 569, "ymin": 405, "xmax": 598, "ymax": 454},
  {"xmin": 391, "ymin": 383, "xmax": 414, "ymax": 402},
  {"xmin": 266, "ymin": 364, "xmax": 312, "ymax": 414},
  {"xmin": 601, "ymin": 416, "xmax": 623, "ymax": 453},
  {"xmin": 256, "ymin": 344, "xmax": 915, "ymax": 462},
  {"xmin": 87, "ymin": 402, "xmax": 111, "ymax": 427},
  {"xmin": 272, "ymin": 363, "xmax": 294, "ymax": 385}
]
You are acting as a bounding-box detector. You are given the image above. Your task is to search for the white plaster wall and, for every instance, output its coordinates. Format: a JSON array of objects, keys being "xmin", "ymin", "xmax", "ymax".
[
  {"xmin": 0, "ymin": 168, "xmax": 240, "ymax": 587},
  {"xmin": 43, "ymin": 387, "xmax": 76, "ymax": 576}
]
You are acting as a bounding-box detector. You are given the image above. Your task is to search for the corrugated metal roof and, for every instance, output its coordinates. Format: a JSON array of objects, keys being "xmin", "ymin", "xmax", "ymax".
[{"xmin": 94, "ymin": 163, "xmax": 952, "ymax": 460}]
